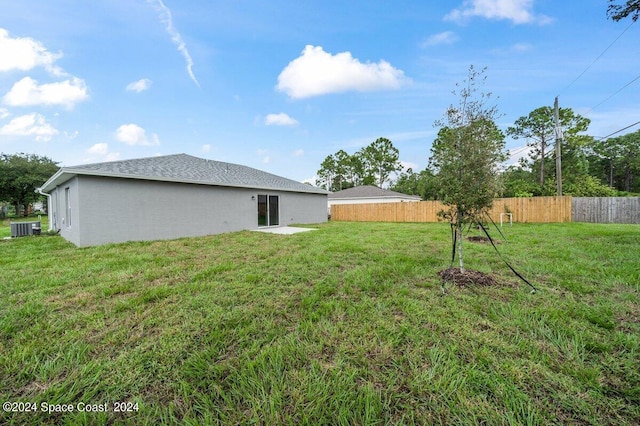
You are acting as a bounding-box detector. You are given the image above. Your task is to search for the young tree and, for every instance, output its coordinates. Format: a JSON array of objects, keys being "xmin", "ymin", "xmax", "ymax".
[
  {"xmin": 429, "ymin": 66, "xmax": 506, "ymax": 272},
  {"xmin": 0, "ymin": 153, "xmax": 59, "ymax": 216}
]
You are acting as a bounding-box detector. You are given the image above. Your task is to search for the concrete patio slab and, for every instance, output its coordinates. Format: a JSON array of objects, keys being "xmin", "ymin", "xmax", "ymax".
[{"xmin": 252, "ymin": 226, "xmax": 319, "ymax": 235}]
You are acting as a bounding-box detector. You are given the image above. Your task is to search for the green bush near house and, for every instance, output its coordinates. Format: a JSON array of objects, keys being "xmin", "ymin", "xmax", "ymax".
[{"xmin": 0, "ymin": 221, "xmax": 638, "ymax": 425}]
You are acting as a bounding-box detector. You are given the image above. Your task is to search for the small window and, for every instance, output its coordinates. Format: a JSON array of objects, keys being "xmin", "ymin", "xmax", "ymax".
[{"xmin": 65, "ymin": 187, "xmax": 71, "ymax": 227}]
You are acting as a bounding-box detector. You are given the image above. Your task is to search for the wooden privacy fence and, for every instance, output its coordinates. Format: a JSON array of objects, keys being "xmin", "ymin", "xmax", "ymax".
[
  {"xmin": 572, "ymin": 197, "xmax": 640, "ymax": 224},
  {"xmin": 330, "ymin": 196, "xmax": 573, "ymax": 223}
]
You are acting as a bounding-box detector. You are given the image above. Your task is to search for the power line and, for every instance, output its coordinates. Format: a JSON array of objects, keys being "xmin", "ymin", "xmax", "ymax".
[
  {"xmin": 596, "ymin": 120, "xmax": 640, "ymax": 140},
  {"xmin": 588, "ymin": 73, "xmax": 640, "ymax": 111},
  {"xmin": 508, "ymin": 146, "xmax": 529, "ymax": 158},
  {"xmin": 557, "ymin": 20, "xmax": 636, "ymax": 97}
]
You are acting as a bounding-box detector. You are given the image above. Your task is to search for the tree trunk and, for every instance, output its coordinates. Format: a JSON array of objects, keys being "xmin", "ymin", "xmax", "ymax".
[
  {"xmin": 610, "ymin": 160, "xmax": 614, "ymax": 187},
  {"xmin": 625, "ymin": 165, "xmax": 632, "ymax": 192},
  {"xmin": 457, "ymin": 225, "xmax": 464, "ymax": 273},
  {"xmin": 540, "ymin": 138, "xmax": 546, "ymax": 187}
]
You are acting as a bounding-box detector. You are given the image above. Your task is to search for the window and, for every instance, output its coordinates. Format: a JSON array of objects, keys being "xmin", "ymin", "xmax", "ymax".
[
  {"xmin": 258, "ymin": 194, "xmax": 267, "ymax": 226},
  {"xmin": 268, "ymin": 195, "xmax": 279, "ymax": 226},
  {"xmin": 257, "ymin": 194, "xmax": 279, "ymax": 227},
  {"xmin": 65, "ymin": 187, "xmax": 71, "ymax": 227}
]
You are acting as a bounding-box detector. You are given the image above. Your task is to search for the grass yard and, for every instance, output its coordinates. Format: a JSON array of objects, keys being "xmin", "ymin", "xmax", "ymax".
[{"xmin": 1, "ymin": 221, "xmax": 639, "ymax": 425}]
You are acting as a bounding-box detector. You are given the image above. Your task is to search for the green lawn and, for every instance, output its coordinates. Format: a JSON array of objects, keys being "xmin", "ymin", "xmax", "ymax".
[{"xmin": 1, "ymin": 221, "xmax": 638, "ymax": 425}]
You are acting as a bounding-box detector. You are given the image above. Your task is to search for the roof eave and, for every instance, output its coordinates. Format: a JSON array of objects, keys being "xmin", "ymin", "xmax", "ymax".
[
  {"xmin": 40, "ymin": 168, "xmax": 328, "ymax": 195},
  {"xmin": 39, "ymin": 168, "xmax": 73, "ymax": 193},
  {"xmin": 328, "ymin": 195, "xmax": 421, "ymax": 201}
]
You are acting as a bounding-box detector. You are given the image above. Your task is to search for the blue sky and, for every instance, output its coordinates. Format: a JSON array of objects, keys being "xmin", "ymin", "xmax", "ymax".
[{"xmin": 1, "ymin": 0, "xmax": 638, "ymax": 184}]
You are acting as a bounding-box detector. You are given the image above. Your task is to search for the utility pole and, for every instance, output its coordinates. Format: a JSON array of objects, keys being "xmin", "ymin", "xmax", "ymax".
[{"xmin": 554, "ymin": 97, "xmax": 563, "ymax": 196}]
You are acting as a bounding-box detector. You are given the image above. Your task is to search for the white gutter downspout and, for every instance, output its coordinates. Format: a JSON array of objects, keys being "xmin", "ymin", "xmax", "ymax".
[{"xmin": 35, "ymin": 187, "xmax": 53, "ymax": 231}]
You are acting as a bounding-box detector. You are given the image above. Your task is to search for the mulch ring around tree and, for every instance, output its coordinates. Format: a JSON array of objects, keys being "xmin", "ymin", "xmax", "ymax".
[
  {"xmin": 467, "ymin": 236, "xmax": 501, "ymax": 244},
  {"xmin": 438, "ymin": 267, "xmax": 498, "ymax": 287}
]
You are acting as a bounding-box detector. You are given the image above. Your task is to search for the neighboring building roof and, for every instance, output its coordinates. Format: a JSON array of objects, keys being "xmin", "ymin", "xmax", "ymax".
[
  {"xmin": 39, "ymin": 154, "xmax": 327, "ymax": 195},
  {"xmin": 328, "ymin": 185, "xmax": 421, "ymax": 200}
]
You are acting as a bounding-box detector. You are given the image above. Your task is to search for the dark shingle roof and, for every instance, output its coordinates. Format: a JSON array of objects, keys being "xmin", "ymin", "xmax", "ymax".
[
  {"xmin": 328, "ymin": 185, "xmax": 421, "ymax": 200},
  {"xmin": 40, "ymin": 154, "xmax": 327, "ymax": 194}
]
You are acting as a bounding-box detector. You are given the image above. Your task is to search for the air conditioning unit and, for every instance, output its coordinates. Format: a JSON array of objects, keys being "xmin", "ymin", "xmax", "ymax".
[{"xmin": 10, "ymin": 221, "xmax": 41, "ymax": 238}]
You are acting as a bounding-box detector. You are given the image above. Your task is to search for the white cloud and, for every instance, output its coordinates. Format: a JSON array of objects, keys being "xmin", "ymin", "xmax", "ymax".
[
  {"xmin": 64, "ymin": 130, "xmax": 79, "ymax": 139},
  {"xmin": 421, "ymin": 31, "xmax": 459, "ymax": 47},
  {"xmin": 0, "ymin": 108, "xmax": 9, "ymax": 119},
  {"xmin": 490, "ymin": 42, "xmax": 533, "ymax": 56},
  {"xmin": 0, "ymin": 113, "xmax": 58, "ymax": 141},
  {"xmin": 264, "ymin": 112, "xmax": 299, "ymax": 126},
  {"xmin": 2, "ymin": 76, "xmax": 88, "ymax": 108},
  {"xmin": 126, "ymin": 78, "xmax": 152, "ymax": 93},
  {"xmin": 85, "ymin": 143, "xmax": 120, "ymax": 162},
  {"xmin": 87, "ymin": 142, "xmax": 109, "ymax": 155},
  {"xmin": 445, "ymin": 0, "xmax": 552, "ymax": 25},
  {"xmin": 276, "ymin": 45, "xmax": 408, "ymax": 99},
  {"xmin": 509, "ymin": 43, "xmax": 532, "ymax": 53},
  {"xmin": 256, "ymin": 149, "xmax": 271, "ymax": 164},
  {"xmin": 293, "ymin": 149, "xmax": 304, "ymax": 157},
  {"xmin": 0, "ymin": 28, "xmax": 64, "ymax": 75},
  {"xmin": 115, "ymin": 123, "xmax": 160, "ymax": 146},
  {"xmin": 201, "ymin": 144, "xmax": 211, "ymax": 153},
  {"xmin": 147, "ymin": 0, "xmax": 199, "ymax": 87}
]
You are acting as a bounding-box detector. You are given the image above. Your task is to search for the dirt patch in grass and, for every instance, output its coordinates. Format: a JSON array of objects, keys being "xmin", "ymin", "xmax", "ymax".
[
  {"xmin": 467, "ymin": 236, "xmax": 501, "ymax": 244},
  {"xmin": 438, "ymin": 267, "xmax": 498, "ymax": 286}
]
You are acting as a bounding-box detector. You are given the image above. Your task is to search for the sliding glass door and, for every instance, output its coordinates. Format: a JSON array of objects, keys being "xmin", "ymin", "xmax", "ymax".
[{"xmin": 257, "ymin": 194, "xmax": 279, "ymax": 227}]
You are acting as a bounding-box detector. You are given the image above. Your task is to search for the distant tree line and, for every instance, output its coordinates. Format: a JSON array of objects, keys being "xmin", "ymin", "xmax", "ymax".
[
  {"xmin": 316, "ymin": 109, "xmax": 640, "ymax": 198},
  {"xmin": 316, "ymin": 137, "xmax": 403, "ymax": 191}
]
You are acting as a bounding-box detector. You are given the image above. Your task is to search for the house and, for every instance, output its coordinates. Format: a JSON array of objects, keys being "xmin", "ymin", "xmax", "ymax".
[
  {"xmin": 328, "ymin": 185, "xmax": 421, "ymax": 214},
  {"xmin": 38, "ymin": 154, "xmax": 328, "ymax": 247}
]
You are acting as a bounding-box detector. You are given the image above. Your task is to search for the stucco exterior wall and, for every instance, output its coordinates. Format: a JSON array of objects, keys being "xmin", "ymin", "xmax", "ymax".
[
  {"xmin": 51, "ymin": 176, "xmax": 326, "ymax": 246},
  {"xmin": 49, "ymin": 176, "xmax": 81, "ymax": 246}
]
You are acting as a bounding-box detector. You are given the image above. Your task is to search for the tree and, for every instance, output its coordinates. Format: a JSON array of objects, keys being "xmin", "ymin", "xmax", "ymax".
[
  {"xmin": 0, "ymin": 153, "xmax": 59, "ymax": 216},
  {"xmin": 507, "ymin": 106, "xmax": 590, "ymax": 188},
  {"xmin": 392, "ymin": 168, "xmax": 438, "ymax": 200},
  {"xmin": 500, "ymin": 163, "xmax": 539, "ymax": 197},
  {"xmin": 317, "ymin": 138, "xmax": 403, "ymax": 191},
  {"xmin": 607, "ymin": 0, "xmax": 640, "ymax": 21},
  {"xmin": 592, "ymin": 137, "xmax": 623, "ymax": 188},
  {"xmin": 592, "ymin": 130, "xmax": 640, "ymax": 192},
  {"xmin": 316, "ymin": 154, "xmax": 338, "ymax": 191},
  {"xmin": 429, "ymin": 66, "xmax": 506, "ymax": 272},
  {"xmin": 612, "ymin": 131, "xmax": 640, "ymax": 193},
  {"xmin": 334, "ymin": 149, "xmax": 361, "ymax": 189},
  {"xmin": 564, "ymin": 175, "xmax": 616, "ymax": 197},
  {"xmin": 358, "ymin": 137, "xmax": 402, "ymax": 188}
]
